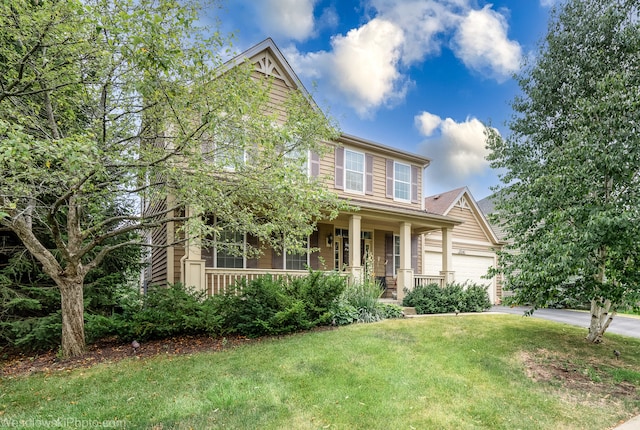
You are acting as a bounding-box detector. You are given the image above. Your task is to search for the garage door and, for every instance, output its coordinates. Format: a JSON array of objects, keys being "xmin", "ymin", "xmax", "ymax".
[{"xmin": 424, "ymin": 251, "xmax": 496, "ymax": 303}]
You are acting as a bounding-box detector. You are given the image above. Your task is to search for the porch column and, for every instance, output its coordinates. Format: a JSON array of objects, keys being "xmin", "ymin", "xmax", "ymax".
[
  {"xmin": 396, "ymin": 221, "xmax": 413, "ymax": 303},
  {"xmin": 348, "ymin": 215, "xmax": 363, "ymax": 283},
  {"xmin": 182, "ymin": 212, "xmax": 206, "ymax": 292},
  {"xmin": 440, "ymin": 227, "xmax": 454, "ymax": 284}
]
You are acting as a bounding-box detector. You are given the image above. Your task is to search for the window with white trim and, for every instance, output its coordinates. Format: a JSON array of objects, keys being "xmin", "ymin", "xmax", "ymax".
[
  {"xmin": 284, "ymin": 146, "xmax": 309, "ymax": 176},
  {"xmin": 394, "ymin": 162, "xmax": 411, "ymax": 201},
  {"xmin": 216, "ymin": 229, "xmax": 245, "ymax": 268},
  {"xmin": 285, "ymin": 240, "xmax": 309, "ymax": 270},
  {"xmin": 344, "ymin": 149, "xmax": 365, "ymax": 193}
]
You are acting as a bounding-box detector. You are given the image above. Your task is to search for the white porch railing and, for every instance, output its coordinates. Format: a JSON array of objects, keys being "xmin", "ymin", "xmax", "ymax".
[
  {"xmin": 413, "ymin": 274, "xmax": 446, "ymax": 288},
  {"xmin": 205, "ymin": 268, "xmax": 310, "ymax": 295},
  {"xmin": 205, "ymin": 268, "xmax": 445, "ymax": 295}
]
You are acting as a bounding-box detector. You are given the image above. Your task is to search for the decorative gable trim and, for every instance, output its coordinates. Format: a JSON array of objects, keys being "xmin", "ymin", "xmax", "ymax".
[
  {"xmin": 253, "ymin": 51, "xmax": 294, "ymax": 87},
  {"xmin": 454, "ymin": 197, "xmax": 470, "ymax": 209}
]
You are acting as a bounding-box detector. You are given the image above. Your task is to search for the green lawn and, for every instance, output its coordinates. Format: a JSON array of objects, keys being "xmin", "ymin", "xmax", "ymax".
[{"xmin": 2, "ymin": 315, "xmax": 639, "ymax": 429}]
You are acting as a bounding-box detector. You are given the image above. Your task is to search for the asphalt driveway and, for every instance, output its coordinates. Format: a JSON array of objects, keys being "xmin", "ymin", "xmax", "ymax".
[{"xmin": 491, "ymin": 306, "xmax": 640, "ymax": 339}]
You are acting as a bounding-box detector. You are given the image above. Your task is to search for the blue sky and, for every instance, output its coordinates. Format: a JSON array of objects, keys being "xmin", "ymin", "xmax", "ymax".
[{"xmin": 209, "ymin": 0, "xmax": 557, "ymax": 200}]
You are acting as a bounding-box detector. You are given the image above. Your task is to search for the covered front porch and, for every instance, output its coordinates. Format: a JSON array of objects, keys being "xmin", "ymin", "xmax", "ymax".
[{"xmin": 182, "ymin": 203, "xmax": 461, "ymax": 302}]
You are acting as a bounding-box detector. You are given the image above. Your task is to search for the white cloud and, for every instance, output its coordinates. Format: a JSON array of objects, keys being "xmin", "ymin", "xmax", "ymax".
[
  {"xmin": 452, "ymin": 6, "xmax": 522, "ymax": 81},
  {"xmin": 415, "ymin": 111, "xmax": 442, "ymax": 136},
  {"xmin": 256, "ymin": 0, "xmax": 318, "ymax": 41},
  {"xmin": 285, "ymin": 18, "xmax": 409, "ymax": 117},
  {"xmin": 418, "ymin": 114, "xmax": 494, "ymax": 187},
  {"xmin": 329, "ymin": 19, "xmax": 409, "ymax": 116},
  {"xmin": 540, "ymin": 0, "xmax": 556, "ymax": 7},
  {"xmin": 283, "ymin": 1, "xmax": 522, "ymax": 116},
  {"xmin": 369, "ymin": 0, "xmax": 463, "ymax": 64}
]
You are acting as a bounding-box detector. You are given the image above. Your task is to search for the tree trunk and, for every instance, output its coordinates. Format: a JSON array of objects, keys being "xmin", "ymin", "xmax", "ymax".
[
  {"xmin": 586, "ymin": 299, "xmax": 616, "ymax": 343},
  {"xmin": 59, "ymin": 278, "xmax": 86, "ymax": 358}
]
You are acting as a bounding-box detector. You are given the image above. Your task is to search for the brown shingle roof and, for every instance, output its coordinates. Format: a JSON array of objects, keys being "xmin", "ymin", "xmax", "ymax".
[{"xmin": 424, "ymin": 187, "xmax": 467, "ymax": 215}]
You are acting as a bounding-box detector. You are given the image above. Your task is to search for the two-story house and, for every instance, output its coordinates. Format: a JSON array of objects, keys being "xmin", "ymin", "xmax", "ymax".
[{"xmin": 146, "ymin": 38, "xmax": 497, "ymax": 303}]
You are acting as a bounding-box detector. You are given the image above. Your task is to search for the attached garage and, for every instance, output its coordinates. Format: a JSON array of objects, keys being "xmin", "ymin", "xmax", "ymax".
[
  {"xmin": 423, "ymin": 187, "xmax": 504, "ymax": 304},
  {"xmin": 423, "ymin": 250, "xmax": 497, "ymax": 303}
]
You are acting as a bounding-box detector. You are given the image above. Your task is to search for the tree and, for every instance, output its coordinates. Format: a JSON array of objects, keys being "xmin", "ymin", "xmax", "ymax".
[
  {"xmin": 486, "ymin": 0, "xmax": 640, "ymax": 343},
  {"xmin": 0, "ymin": 0, "xmax": 346, "ymax": 357}
]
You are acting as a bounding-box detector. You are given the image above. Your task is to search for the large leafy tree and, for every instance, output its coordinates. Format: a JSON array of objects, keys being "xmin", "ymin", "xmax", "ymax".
[
  {"xmin": 0, "ymin": 0, "xmax": 345, "ymax": 357},
  {"xmin": 486, "ymin": 0, "xmax": 640, "ymax": 343}
]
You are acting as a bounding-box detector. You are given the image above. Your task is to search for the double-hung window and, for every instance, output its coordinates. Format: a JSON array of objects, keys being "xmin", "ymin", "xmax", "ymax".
[
  {"xmin": 344, "ymin": 149, "xmax": 365, "ymax": 193},
  {"xmin": 285, "ymin": 240, "xmax": 309, "ymax": 270},
  {"xmin": 216, "ymin": 229, "xmax": 245, "ymax": 268},
  {"xmin": 394, "ymin": 162, "xmax": 411, "ymax": 201}
]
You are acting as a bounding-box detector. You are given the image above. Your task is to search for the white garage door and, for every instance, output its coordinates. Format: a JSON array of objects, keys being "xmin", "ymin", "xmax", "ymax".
[{"xmin": 423, "ymin": 251, "xmax": 496, "ymax": 303}]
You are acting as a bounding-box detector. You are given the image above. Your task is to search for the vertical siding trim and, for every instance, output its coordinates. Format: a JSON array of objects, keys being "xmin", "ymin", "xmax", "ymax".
[
  {"xmin": 411, "ymin": 165, "xmax": 419, "ymax": 203},
  {"xmin": 365, "ymin": 153, "xmax": 374, "ymax": 195},
  {"xmin": 335, "ymin": 147, "xmax": 344, "ymax": 190},
  {"xmin": 386, "ymin": 159, "xmax": 394, "ymax": 199}
]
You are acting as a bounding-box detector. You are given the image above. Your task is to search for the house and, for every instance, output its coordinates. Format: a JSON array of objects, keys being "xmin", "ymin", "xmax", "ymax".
[
  {"xmin": 145, "ymin": 38, "xmax": 497, "ymax": 303},
  {"xmin": 424, "ymin": 187, "xmax": 503, "ymax": 303}
]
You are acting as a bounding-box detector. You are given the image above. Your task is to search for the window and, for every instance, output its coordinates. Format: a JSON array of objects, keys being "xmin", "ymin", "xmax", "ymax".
[
  {"xmin": 216, "ymin": 229, "xmax": 244, "ymax": 268},
  {"xmin": 394, "ymin": 162, "xmax": 411, "ymax": 201},
  {"xmin": 285, "ymin": 241, "xmax": 309, "ymax": 270},
  {"xmin": 393, "ymin": 235, "xmax": 401, "ymax": 276},
  {"xmin": 284, "ymin": 146, "xmax": 309, "ymax": 176},
  {"xmin": 217, "ymin": 142, "xmax": 245, "ymax": 171},
  {"xmin": 344, "ymin": 150, "xmax": 364, "ymax": 193}
]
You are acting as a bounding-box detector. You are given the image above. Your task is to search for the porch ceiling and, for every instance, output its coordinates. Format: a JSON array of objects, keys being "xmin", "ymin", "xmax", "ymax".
[{"xmin": 328, "ymin": 199, "xmax": 462, "ymax": 233}]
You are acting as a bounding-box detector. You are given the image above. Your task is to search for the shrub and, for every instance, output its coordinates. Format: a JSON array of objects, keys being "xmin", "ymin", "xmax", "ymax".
[
  {"xmin": 329, "ymin": 299, "xmax": 359, "ymax": 326},
  {"xmin": 209, "ymin": 275, "xmax": 310, "ymax": 337},
  {"xmin": 286, "ymin": 270, "xmax": 347, "ymax": 326},
  {"xmin": 118, "ymin": 283, "xmax": 209, "ymax": 341},
  {"xmin": 376, "ymin": 302, "xmax": 404, "ymax": 319},
  {"xmin": 403, "ymin": 282, "xmax": 491, "ymax": 314},
  {"xmin": 332, "ymin": 278, "xmax": 386, "ymax": 323}
]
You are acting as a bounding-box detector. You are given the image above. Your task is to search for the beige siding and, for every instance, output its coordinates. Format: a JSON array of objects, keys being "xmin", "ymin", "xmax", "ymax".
[
  {"xmin": 149, "ymin": 223, "xmax": 167, "ymax": 287},
  {"xmin": 173, "ymin": 245, "xmax": 184, "ymax": 285},
  {"xmin": 315, "ymin": 223, "xmax": 334, "ymax": 270},
  {"xmin": 317, "ymin": 147, "xmax": 424, "ymax": 211},
  {"xmin": 448, "ymin": 206, "xmax": 488, "ymax": 243}
]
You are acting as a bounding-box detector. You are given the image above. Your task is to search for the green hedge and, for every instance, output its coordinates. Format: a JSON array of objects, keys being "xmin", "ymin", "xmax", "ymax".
[{"xmin": 402, "ymin": 282, "xmax": 491, "ymax": 314}]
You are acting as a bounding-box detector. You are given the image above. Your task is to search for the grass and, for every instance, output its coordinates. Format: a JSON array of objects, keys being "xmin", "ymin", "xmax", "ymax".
[{"xmin": 2, "ymin": 315, "xmax": 640, "ymax": 429}]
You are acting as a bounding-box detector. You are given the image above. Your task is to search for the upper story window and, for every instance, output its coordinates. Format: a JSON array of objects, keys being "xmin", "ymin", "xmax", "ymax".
[
  {"xmin": 201, "ymin": 137, "xmax": 245, "ymax": 171},
  {"xmin": 334, "ymin": 147, "xmax": 373, "ymax": 194},
  {"xmin": 394, "ymin": 162, "xmax": 411, "ymax": 201},
  {"xmin": 386, "ymin": 159, "xmax": 418, "ymax": 203},
  {"xmin": 284, "ymin": 146, "xmax": 310, "ymax": 176},
  {"xmin": 217, "ymin": 142, "xmax": 245, "ymax": 171},
  {"xmin": 344, "ymin": 149, "xmax": 364, "ymax": 193}
]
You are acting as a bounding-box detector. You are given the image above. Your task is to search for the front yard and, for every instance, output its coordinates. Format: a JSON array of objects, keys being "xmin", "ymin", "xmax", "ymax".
[{"xmin": 1, "ymin": 315, "xmax": 639, "ymax": 429}]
